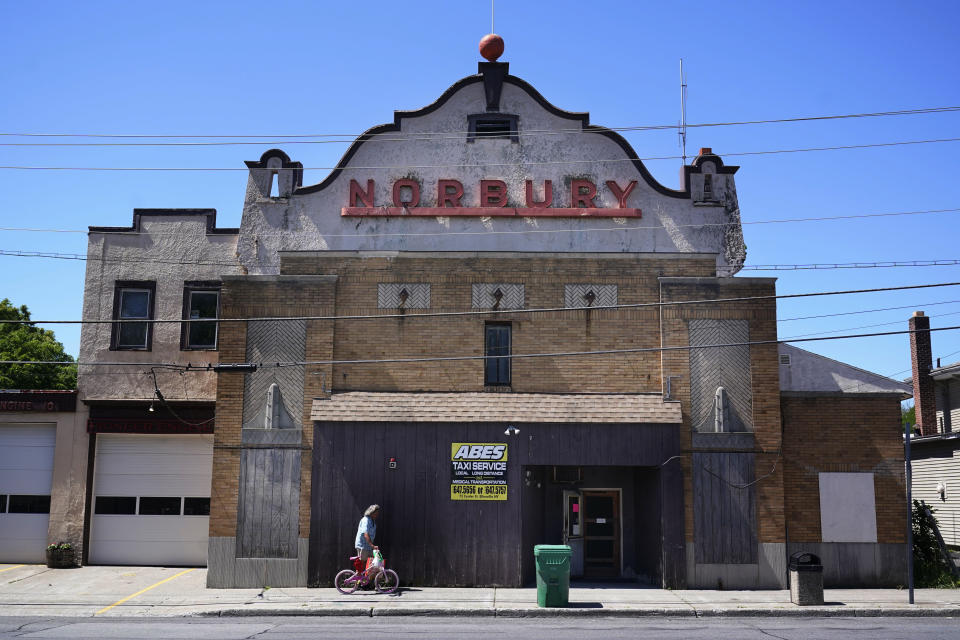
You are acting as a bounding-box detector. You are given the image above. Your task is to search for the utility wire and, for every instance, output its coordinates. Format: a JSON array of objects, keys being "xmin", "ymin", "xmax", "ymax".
[
  {"xmin": 4, "ymin": 249, "xmax": 960, "ymax": 274},
  {"xmin": 2, "ymin": 106, "xmax": 957, "ymax": 140},
  {"xmin": 3, "ymin": 324, "xmax": 959, "ymax": 368},
  {"xmin": 2, "ymin": 206, "xmax": 958, "ymax": 237},
  {"xmin": 782, "ymin": 309, "xmax": 960, "ymax": 340},
  {"xmin": 779, "ymin": 299, "xmax": 960, "ymax": 322},
  {"xmin": 1, "ymin": 281, "xmax": 958, "ymax": 326},
  {"xmin": 1, "ymin": 136, "xmax": 958, "ymax": 171}
]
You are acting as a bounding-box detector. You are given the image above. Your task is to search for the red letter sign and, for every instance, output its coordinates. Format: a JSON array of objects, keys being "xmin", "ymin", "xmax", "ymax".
[
  {"xmin": 481, "ymin": 180, "xmax": 508, "ymax": 207},
  {"xmin": 392, "ymin": 179, "xmax": 421, "ymax": 208},
  {"xmin": 606, "ymin": 180, "xmax": 637, "ymax": 208},
  {"xmin": 571, "ymin": 179, "xmax": 597, "ymax": 208},
  {"xmin": 349, "ymin": 179, "xmax": 375, "ymax": 207},
  {"xmin": 437, "ymin": 180, "xmax": 464, "ymax": 207},
  {"xmin": 525, "ymin": 180, "xmax": 553, "ymax": 208}
]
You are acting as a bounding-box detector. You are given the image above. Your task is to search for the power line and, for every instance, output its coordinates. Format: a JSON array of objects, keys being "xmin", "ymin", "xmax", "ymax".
[
  {"xmin": 1, "ymin": 106, "xmax": 957, "ymax": 141},
  {"xmin": 741, "ymin": 259, "xmax": 960, "ymax": 271},
  {"xmin": 1, "ymin": 136, "xmax": 958, "ymax": 171},
  {"xmin": 782, "ymin": 309, "xmax": 960, "ymax": 340},
  {"xmin": 779, "ymin": 299, "xmax": 960, "ymax": 322},
  {"xmin": 6, "ymin": 248, "xmax": 960, "ymax": 275},
  {"xmin": 2, "ymin": 281, "xmax": 958, "ymax": 326},
  {"xmin": 4, "ymin": 247, "xmax": 960, "ymax": 277},
  {"xmin": 4, "ymin": 324, "xmax": 960, "ymax": 369},
  {"xmin": 2, "ymin": 206, "xmax": 958, "ymax": 238}
]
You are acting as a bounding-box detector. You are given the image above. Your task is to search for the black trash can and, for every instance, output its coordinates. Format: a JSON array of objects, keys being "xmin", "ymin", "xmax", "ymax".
[{"xmin": 789, "ymin": 551, "xmax": 823, "ymax": 605}]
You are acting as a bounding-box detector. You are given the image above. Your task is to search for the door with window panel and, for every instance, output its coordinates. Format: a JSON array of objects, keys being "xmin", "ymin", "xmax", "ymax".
[
  {"xmin": 582, "ymin": 490, "xmax": 621, "ymax": 578},
  {"xmin": 89, "ymin": 434, "xmax": 213, "ymax": 566},
  {"xmin": 0, "ymin": 425, "xmax": 55, "ymax": 563}
]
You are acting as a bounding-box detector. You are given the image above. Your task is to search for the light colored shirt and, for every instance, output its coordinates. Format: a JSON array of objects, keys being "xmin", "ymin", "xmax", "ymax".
[{"xmin": 355, "ymin": 515, "xmax": 376, "ymax": 550}]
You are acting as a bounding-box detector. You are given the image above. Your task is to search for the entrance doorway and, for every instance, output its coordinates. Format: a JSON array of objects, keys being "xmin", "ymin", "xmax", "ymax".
[{"xmin": 582, "ymin": 490, "xmax": 621, "ymax": 578}]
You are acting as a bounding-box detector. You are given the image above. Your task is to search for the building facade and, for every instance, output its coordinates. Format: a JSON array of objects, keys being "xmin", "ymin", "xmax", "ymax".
[
  {"xmin": 0, "ymin": 391, "xmax": 80, "ymax": 563},
  {"xmin": 32, "ymin": 41, "xmax": 912, "ymax": 589},
  {"xmin": 908, "ymin": 311, "xmax": 959, "ymax": 546}
]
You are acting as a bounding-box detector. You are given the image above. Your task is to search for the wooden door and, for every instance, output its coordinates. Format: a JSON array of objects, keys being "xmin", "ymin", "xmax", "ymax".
[{"xmin": 582, "ymin": 490, "xmax": 620, "ymax": 578}]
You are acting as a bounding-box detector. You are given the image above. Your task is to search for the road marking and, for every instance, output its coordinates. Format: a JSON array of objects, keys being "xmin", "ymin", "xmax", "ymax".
[
  {"xmin": 0, "ymin": 565, "xmax": 26, "ymax": 573},
  {"xmin": 95, "ymin": 568, "xmax": 195, "ymax": 615}
]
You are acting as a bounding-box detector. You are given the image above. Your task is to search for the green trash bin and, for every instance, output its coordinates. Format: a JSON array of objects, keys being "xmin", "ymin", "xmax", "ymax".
[{"xmin": 534, "ymin": 544, "xmax": 571, "ymax": 607}]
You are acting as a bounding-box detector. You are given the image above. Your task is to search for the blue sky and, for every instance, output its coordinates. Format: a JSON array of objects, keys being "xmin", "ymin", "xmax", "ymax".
[{"xmin": 2, "ymin": 0, "xmax": 959, "ymax": 386}]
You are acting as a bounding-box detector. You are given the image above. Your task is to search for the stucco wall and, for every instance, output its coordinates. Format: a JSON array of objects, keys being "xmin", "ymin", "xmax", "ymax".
[
  {"xmin": 236, "ymin": 77, "xmax": 745, "ymax": 276},
  {"xmin": 78, "ymin": 212, "xmax": 241, "ymax": 402}
]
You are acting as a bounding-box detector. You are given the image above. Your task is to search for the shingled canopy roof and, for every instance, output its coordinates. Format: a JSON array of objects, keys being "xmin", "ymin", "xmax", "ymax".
[{"xmin": 311, "ymin": 392, "xmax": 682, "ymax": 423}]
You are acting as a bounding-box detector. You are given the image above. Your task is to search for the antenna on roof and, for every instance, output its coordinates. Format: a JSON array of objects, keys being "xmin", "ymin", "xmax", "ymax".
[
  {"xmin": 491, "ymin": 0, "xmax": 495, "ymax": 33},
  {"xmin": 679, "ymin": 58, "xmax": 688, "ymax": 166}
]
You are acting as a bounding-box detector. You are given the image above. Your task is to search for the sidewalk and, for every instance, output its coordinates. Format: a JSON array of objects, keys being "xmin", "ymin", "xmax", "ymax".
[{"xmin": 1, "ymin": 564, "xmax": 958, "ymax": 618}]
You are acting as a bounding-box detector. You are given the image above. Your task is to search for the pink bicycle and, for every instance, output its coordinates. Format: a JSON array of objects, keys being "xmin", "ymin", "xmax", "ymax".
[{"xmin": 334, "ymin": 549, "xmax": 399, "ymax": 594}]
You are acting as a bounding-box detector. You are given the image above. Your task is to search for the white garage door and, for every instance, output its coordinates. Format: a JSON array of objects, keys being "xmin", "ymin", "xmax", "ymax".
[
  {"xmin": 89, "ymin": 434, "xmax": 213, "ymax": 566},
  {"xmin": 0, "ymin": 424, "xmax": 56, "ymax": 563}
]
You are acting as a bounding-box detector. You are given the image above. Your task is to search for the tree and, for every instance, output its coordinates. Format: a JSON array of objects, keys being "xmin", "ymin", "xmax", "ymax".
[
  {"xmin": 902, "ymin": 403, "xmax": 916, "ymax": 433},
  {"xmin": 0, "ymin": 298, "xmax": 76, "ymax": 390}
]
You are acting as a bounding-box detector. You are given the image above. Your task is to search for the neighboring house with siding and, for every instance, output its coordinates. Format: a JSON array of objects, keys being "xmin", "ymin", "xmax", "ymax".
[{"xmin": 907, "ymin": 310, "xmax": 960, "ymax": 547}]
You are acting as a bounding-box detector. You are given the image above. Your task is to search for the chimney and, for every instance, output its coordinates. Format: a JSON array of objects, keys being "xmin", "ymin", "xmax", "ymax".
[{"xmin": 909, "ymin": 311, "xmax": 936, "ymax": 436}]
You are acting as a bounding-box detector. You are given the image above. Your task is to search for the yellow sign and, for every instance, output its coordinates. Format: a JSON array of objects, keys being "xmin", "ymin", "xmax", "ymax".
[
  {"xmin": 450, "ymin": 484, "xmax": 508, "ymax": 501},
  {"xmin": 451, "ymin": 442, "xmax": 508, "ymax": 501}
]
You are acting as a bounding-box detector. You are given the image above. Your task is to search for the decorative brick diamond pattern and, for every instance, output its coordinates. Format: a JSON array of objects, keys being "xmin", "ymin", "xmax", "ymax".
[
  {"xmin": 688, "ymin": 319, "xmax": 753, "ymax": 432},
  {"xmin": 471, "ymin": 284, "xmax": 524, "ymax": 310},
  {"xmin": 564, "ymin": 284, "xmax": 618, "ymax": 308},
  {"xmin": 377, "ymin": 283, "xmax": 430, "ymax": 309},
  {"xmin": 242, "ymin": 319, "xmax": 306, "ymax": 429}
]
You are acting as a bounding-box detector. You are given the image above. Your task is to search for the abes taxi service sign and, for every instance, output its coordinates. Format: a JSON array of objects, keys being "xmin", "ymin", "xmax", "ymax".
[{"xmin": 450, "ymin": 443, "xmax": 508, "ymax": 501}]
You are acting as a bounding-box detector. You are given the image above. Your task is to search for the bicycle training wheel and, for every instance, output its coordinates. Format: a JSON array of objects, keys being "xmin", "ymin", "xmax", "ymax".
[
  {"xmin": 375, "ymin": 568, "xmax": 399, "ymax": 594},
  {"xmin": 334, "ymin": 569, "xmax": 360, "ymax": 594}
]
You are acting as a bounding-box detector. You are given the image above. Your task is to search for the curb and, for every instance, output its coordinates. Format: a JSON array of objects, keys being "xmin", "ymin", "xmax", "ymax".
[{"xmin": 204, "ymin": 606, "xmax": 960, "ymax": 618}]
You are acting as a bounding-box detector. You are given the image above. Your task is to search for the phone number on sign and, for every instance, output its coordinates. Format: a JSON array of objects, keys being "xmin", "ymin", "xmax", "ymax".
[{"xmin": 450, "ymin": 484, "xmax": 508, "ymax": 500}]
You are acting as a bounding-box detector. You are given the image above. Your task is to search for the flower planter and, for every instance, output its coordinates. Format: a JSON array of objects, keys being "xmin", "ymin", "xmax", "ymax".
[{"xmin": 46, "ymin": 548, "xmax": 78, "ymax": 569}]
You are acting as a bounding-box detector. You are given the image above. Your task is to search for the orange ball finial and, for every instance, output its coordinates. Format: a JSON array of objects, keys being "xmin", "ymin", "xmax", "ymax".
[{"xmin": 479, "ymin": 33, "xmax": 504, "ymax": 62}]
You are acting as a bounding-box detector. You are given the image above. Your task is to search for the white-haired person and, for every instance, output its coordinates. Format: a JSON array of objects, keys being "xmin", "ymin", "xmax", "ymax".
[{"xmin": 354, "ymin": 504, "xmax": 380, "ymax": 572}]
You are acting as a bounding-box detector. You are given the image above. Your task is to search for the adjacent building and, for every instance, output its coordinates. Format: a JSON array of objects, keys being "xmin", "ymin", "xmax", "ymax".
[
  {"xmin": 907, "ymin": 311, "xmax": 959, "ymax": 546},
  {"xmin": 1, "ymin": 37, "xmax": 913, "ymax": 589}
]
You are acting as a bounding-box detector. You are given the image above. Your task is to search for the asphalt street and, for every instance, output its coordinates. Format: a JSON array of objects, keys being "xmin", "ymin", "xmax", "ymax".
[{"xmin": 0, "ymin": 617, "xmax": 958, "ymax": 640}]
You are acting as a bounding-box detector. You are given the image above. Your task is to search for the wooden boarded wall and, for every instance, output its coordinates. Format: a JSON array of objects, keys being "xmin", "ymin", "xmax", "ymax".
[
  {"xmin": 236, "ymin": 447, "xmax": 301, "ymax": 558},
  {"xmin": 308, "ymin": 421, "xmax": 682, "ymax": 587},
  {"xmin": 692, "ymin": 452, "xmax": 757, "ymax": 564}
]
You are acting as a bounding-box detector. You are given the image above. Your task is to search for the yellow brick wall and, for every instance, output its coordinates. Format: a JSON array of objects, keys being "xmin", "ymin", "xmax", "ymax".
[
  {"xmin": 658, "ymin": 279, "xmax": 783, "ymax": 544},
  {"xmin": 781, "ymin": 395, "xmax": 906, "ymax": 544},
  {"xmin": 212, "ymin": 255, "xmax": 787, "ymax": 548}
]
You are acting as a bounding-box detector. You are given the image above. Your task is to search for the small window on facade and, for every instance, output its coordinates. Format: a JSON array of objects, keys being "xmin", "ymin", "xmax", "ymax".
[
  {"xmin": 485, "ymin": 323, "xmax": 511, "ymax": 386},
  {"xmin": 138, "ymin": 496, "xmax": 182, "ymax": 516},
  {"xmin": 183, "ymin": 497, "xmax": 211, "ymax": 516},
  {"xmin": 111, "ymin": 281, "xmax": 155, "ymax": 350},
  {"xmin": 94, "ymin": 496, "xmax": 137, "ymax": 515},
  {"xmin": 8, "ymin": 495, "xmax": 51, "ymax": 514},
  {"xmin": 0, "ymin": 495, "xmax": 7, "ymax": 513},
  {"xmin": 182, "ymin": 283, "xmax": 220, "ymax": 350},
  {"xmin": 468, "ymin": 114, "xmax": 519, "ymax": 142}
]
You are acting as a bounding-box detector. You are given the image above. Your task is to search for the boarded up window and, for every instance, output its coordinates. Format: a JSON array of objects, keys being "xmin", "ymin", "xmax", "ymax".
[{"xmin": 819, "ymin": 472, "xmax": 877, "ymax": 543}]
